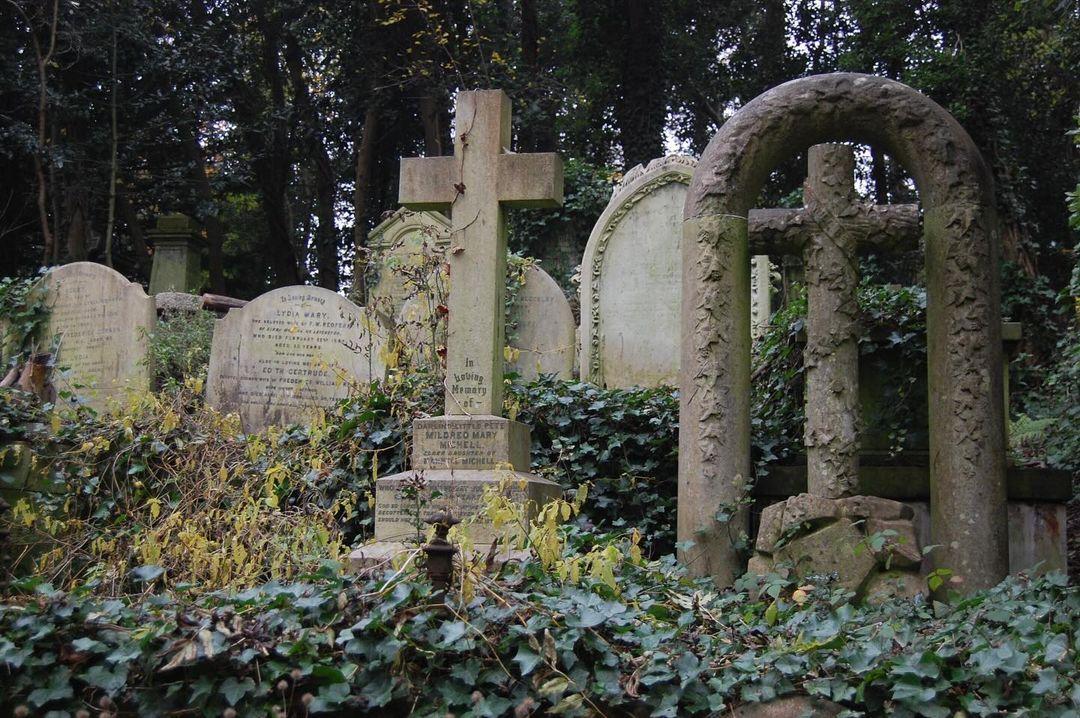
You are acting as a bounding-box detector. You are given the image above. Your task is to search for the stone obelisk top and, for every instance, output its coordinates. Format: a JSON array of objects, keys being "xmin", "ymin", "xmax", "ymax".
[{"xmin": 399, "ymin": 90, "xmax": 563, "ymax": 415}]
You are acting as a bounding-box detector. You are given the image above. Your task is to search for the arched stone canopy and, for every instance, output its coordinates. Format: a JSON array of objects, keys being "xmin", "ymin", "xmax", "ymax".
[{"xmin": 679, "ymin": 73, "xmax": 1007, "ymax": 591}]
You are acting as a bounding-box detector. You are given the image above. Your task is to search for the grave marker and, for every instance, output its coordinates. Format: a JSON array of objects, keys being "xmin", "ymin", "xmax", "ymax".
[
  {"xmin": 352, "ymin": 90, "xmax": 564, "ymax": 567},
  {"xmin": 206, "ymin": 286, "xmax": 387, "ymax": 432},
  {"xmin": 41, "ymin": 262, "xmax": 155, "ymax": 407}
]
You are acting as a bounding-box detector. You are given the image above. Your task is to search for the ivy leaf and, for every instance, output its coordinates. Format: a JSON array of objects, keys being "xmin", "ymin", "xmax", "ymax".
[
  {"xmin": 84, "ymin": 664, "xmax": 129, "ymax": 695},
  {"xmin": 130, "ymin": 564, "xmax": 165, "ymax": 583},
  {"xmin": 219, "ymin": 677, "xmax": 255, "ymax": 706},
  {"xmin": 513, "ymin": 646, "xmax": 542, "ymax": 676}
]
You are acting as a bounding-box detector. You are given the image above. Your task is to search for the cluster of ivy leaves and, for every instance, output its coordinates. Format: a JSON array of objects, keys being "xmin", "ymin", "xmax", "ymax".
[{"xmin": 0, "ymin": 559, "xmax": 1075, "ymax": 716}]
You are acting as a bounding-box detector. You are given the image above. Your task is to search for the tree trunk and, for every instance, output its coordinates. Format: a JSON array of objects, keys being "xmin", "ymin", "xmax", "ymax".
[
  {"xmin": 285, "ymin": 32, "xmax": 338, "ymax": 290},
  {"xmin": 103, "ymin": 20, "xmax": 118, "ymax": 267},
  {"xmin": 116, "ymin": 182, "xmax": 152, "ymax": 278},
  {"xmin": 352, "ymin": 106, "xmax": 379, "ymax": 299},
  {"xmin": 418, "ymin": 92, "xmax": 447, "ymax": 157},
  {"xmin": 613, "ymin": 0, "xmax": 665, "ymax": 168},
  {"xmin": 178, "ymin": 116, "xmax": 227, "ymax": 293}
]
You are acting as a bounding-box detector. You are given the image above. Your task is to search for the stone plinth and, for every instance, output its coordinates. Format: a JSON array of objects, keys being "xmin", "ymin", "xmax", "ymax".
[
  {"xmin": 148, "ymin": 213, "xmax": 203, "ymax": 295},
  {"xmin": 350, "ymin": 415, "xmax": 561, "ymax": 570}
]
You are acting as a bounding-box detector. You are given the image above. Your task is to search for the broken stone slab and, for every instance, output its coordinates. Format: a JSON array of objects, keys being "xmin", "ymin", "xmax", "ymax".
[
  {"xmin": 836, "ymin": 494, "xmax": 914, "ymax": 521},
  {"xmin": 773, "ymin": 518, "xmax": 877, "ymax": 594},
  {"xmin": 730, "ymin": 697, "xmax": 842, "ymax": 718},
  {"xmin": 755, "ymin": 501, "xmax": 785, "ymax": 554},
  {"xmin": 862, "ymin": 570, "xmax": 926, "ymax": 604},
  {"xmin": 780, "ymin": 493, "xmax": 838, "ymax": 535},
  {"xmin": 866, "ymin": 517, "xmax": 922, "ymax": 569}
]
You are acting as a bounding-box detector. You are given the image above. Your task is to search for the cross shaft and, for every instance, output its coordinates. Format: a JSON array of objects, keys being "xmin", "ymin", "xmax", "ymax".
[{"xmin": 399, "ymin": 90, "xmax": 563, "ymax": 416}]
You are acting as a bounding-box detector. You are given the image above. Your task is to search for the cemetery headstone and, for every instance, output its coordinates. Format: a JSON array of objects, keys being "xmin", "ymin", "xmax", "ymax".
[
  {"xmin": 507, "ymin": 264, "xmax": 575, "ymax": 380},
  {"xmin": 40, "ymin": 262, "xmax": 156, "ymax": 407},
  {"xmin": 366, "ymin": 208, "xmax": 451, "ymax": 318},
  {"xmin": 352, "ymin": 89, "xmax": 564, "ymax": 568},
  {"xmin": 206, "ymin": 286, "xmax": 388, "ymax": 432},
  {"xmin": 679, "ymin": 74, "xmax": 1007, "ymax": 592},
  {"xmin": 148, "ymin": 213, "xmax": 203, "ymax": 295},
  {"xmin": 579, "ymin": 155, "xmax": 772, "ymax": 388}
]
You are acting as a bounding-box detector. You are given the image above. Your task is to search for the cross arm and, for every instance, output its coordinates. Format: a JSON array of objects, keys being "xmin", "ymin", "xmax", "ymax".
[
  {"xmin": 856, "ymin": 204, "xmax": 920, "ymax": 251},
  {"xmin": 399, "ymin": 156, "xmax": 458, "ymax": 211},
  {"xmin": 748, "ymin": 208, "xmax": 810, "ymax": 254},
  {"xmin": 497, "ymin": 153, "xmax": 564, "ymax": 208}
]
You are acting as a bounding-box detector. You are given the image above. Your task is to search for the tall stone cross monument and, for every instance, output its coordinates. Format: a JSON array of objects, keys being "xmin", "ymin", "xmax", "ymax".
[
  {"xmin": 748, "ymin": 143, "xmax": 919, "ymax": 497},
  {"xmin": 398, "ymin": 89, "xmax": 563, "ymax": 415},
  {"xmin": 351, "ymin": 90, "xmax": 564, "ymax": 568}
]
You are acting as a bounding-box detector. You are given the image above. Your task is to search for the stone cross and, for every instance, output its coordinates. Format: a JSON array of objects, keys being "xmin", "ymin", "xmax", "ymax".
[
  {"xmin": 399, "ymin": 90, "xmax": 563, "ymax": 415},
  {"xmin": 747, "ymin": 144, "xmax": 920, "ymax": 498}
]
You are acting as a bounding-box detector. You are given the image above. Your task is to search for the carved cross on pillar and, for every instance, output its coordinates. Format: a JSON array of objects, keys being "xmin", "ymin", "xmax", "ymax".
[
  {"xmin": 747, "ymin": 144, "xmax": 920, "ymax": 498},
  {"xmin": 399, "ymin": 90, "xmax": 563, "ymax": 415}
]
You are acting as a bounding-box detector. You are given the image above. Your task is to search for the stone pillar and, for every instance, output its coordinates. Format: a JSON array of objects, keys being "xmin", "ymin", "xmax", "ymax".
[
  {"xmin": 148, "ymin": 213, "xmax": 204, "ymax": 295},
  {"xmin": 803, "ymin": 145, "xmax": 860, "ymax": 498}
]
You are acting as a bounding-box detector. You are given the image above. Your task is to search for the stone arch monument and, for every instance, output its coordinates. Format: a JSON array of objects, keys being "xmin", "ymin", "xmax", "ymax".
[{"xmin": 679, "ymin": 73, "xmax": 1007, "ymax": 592}]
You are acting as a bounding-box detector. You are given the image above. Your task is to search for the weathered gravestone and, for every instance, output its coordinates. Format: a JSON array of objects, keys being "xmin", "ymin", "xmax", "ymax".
[
  {"xmin": 351, "ymin": 89, "xmax": 564, "ymax": 567},
  {"xmin": 579, "ymin": 155, "xmax": 773, "ymax": 388},
  {"xmin": 508, "ymin": 264, "xmax": 575, "ymax": 380},
  {"xmin": 206, "ymin": 286, "xmax": 388, "ymax": 432},
  {"xmin": 679, "ymin": 73, "xmax": 1008, "ymax": 593},
  {"xmin": 366, "ymin": 208, "xmax": 451, "ymax": 318},
  {"xmin": 148, "ymin": 213, "xmax": 203, "ymax": 295},
  {"xmin": 40, "ymin": 262, "xmax": 156, "ymax": 407}
]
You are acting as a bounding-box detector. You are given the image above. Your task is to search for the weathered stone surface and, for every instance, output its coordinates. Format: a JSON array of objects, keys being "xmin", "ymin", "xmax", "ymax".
[
  {"xmin": 755, "ymin": 501, "xmax": 785, "ymax": 554},
  {"xmin": 398, "ymin": 89, "xmax": 562, "ymax": 415},
  {"xmin": 373, "ymin": 467, "xmax": 561, "ymax": 545},
  {"xmin": 774, "ymin": 519, "xmax": 876, "ymax": 593},
  {"xmin": 580, "ymin": 155, "xmax": 695, "ymax": 389},
  {"xmin": 41, "ymin": 262, "xmax": 155, "ymax": 408},
  {"xmin": 866, "ymin": 518, "xmax": 922, "ymax": 569},
  {"xmin": 862, "ymin": 571, "xmax": 926, "ymax": 604},
  {"xmin": 155, "ymin": 291, "xmax": 203, "ymax": 313},
  {"xmin": 148, "ymin": 213, "xmax": 203, "ymax": 295},
  {"xmin": 836, "ymin": 495, "xmax": 914, "ymax": 521},
  {"xmin": 1007, "ymin": 502, "xmax": 1067, "ymax": 575},
  {"xmin": 366, "ymin": 208, "xmax": 450, "ymax": 318},
  {"xmin": 412, "ymin": 415, "xmax": 531, "ymax": 471},
  {"xmin": 680, "ymin": 73, "xmax": 1008, "ymax": 589},
  {"xmin": 780, "ymin": 494, "xmax": 838, "ymax": 535},
  {"xmin": 730, "ymin": 697, "xmax": 842, "ymax": 718},
  {"xmin": 205, "ymin": 286, "xmax": 388, "ymax": 432},
  {"xmin": 508, "ymin": 265, "xmax": 575, "ymax": 380}
]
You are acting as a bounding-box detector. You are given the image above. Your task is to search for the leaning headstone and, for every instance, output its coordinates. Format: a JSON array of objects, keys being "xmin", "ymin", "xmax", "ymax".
[
  {"xmin": 206, "ymin": 286, "xmax": 388, "ymax": 432},
  {"xmin": 366, "ymin": 208, "xmax": 451, "ymax": 317},
  {"xmin": 40, "ymin": 262, "xmax": 156, "ymax": 407},
  {"xmin": 352, "ymin": 89, "xmax": 564, "ymax": 568},
  {"xmin": 580, "ymin": 155, "xmax": 772, "ymax": 388},
  {"xmin": 507, "ymin": 264, "xmax": 575, "ymax": 380}
]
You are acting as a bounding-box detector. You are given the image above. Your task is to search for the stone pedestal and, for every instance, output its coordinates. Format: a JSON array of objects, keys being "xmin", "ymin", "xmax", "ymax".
[
  {"xmin": 148, "ymin": 214, "xmax": 203, "ymax": 295},
  {"xmin": 349, "ymin": 415, "xmax": 561, "ymax": 570}
]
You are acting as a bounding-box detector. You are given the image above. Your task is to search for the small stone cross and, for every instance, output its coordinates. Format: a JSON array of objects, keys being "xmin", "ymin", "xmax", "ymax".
[
  {"xmin": 399, "ymin": 90, "xmax": 563, "ymax": 416},
  {"xmin": 747, "ymin": 144, "xmax": 920, "ymax": 498}
]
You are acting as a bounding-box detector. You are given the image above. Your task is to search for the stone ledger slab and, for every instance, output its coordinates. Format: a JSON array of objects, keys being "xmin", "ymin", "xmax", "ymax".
[
  {"xmin": 41, "ymin": 262, "xmax": 155, "ymax": 408},
  {"xmin": 206, "ymin": 286, "xmax": 387, "ymax": 432}
]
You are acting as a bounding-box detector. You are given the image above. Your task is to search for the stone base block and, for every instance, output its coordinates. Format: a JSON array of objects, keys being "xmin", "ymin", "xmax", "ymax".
[
  {"xmin": 348, "ymin": 540, "xmax": 534, "ymax": 574},
  {"xmin": 412, "ymin": 415, "xmax": 531, "ymax": 471},
  {"xmin": 374, "ymin": 468, "xmax": 562, "ymax": 545},
  {"xmin": 749, "ymin": 494, "xmax": 925, "ymax": 602}
]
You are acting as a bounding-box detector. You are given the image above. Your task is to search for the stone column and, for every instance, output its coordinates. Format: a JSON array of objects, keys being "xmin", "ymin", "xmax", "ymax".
[{"xmin": 148, "ymin": 213, "xmax": 204, "ymax": 295}]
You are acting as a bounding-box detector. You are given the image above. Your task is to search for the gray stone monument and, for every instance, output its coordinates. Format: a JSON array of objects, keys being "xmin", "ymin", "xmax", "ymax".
[
  {"xmin": 148, "ymin": 213, "xmax": 203, "ymax": 295},
  {"xmin": 579, "ymin": 155, "xmax": 772, "ymax": 388},
  {"xmin": 507, "ymin": 264, "xmax": 575, "ymax": 380},
  {"xmin": 205, "ymin": 286, "xmax": 388, "ymax": 432},
  {"xmin": 680, "ymin": 73, "xmax": 1007, "ymax": 593},
  {"xmin": 351, "ymin": 90, "xmax": 564, "ymax": 567},
  {"xmin": 366, "ymin": 208, "xmax": 451, "ymax": 318},
  {"xmin": 41, "ymin": 262, "xmax": 156, "ymax": 408}
]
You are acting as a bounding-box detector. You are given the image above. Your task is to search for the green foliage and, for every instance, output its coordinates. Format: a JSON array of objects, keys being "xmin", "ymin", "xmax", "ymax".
[
  {"xmin": 1012, "ymin": 325, "xmax": 1080, "ymax": 472},
  {"xmin": 146, "ymin": 308, "xmax": 217, "ymax": 389},
  {"xmin": 0, "ymin": 272, "xmax": 50, "ymax": 370},
  {"xmin": 510, "ymin": 378, "xmax": 679, "ymax": 555},
  {"xmin": 0, "ymin": 559, "xmax": 1075, "ymax": 715}
]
